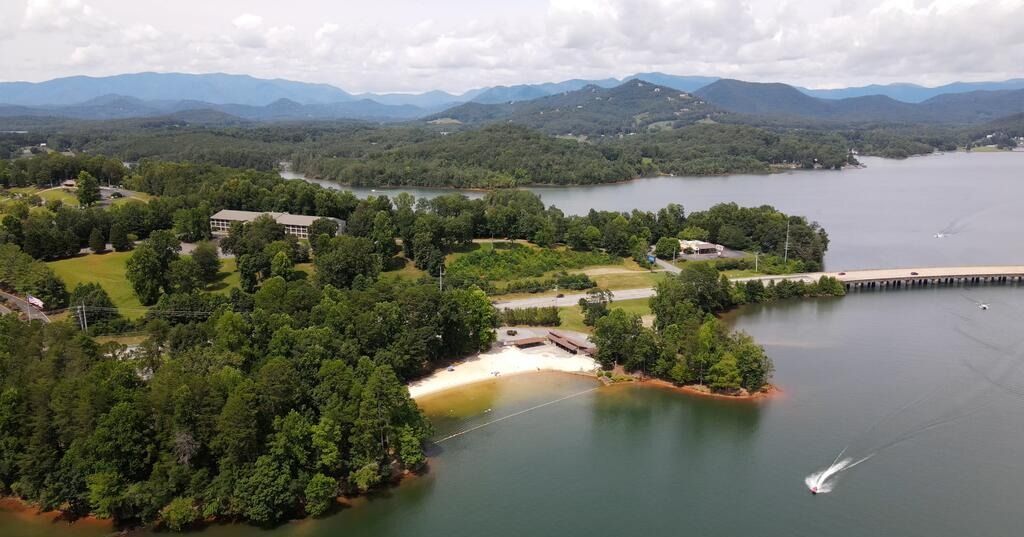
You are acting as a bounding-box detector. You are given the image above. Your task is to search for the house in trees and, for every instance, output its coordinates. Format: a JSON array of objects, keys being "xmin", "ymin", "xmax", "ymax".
[{"xmin": 209, "ymin": 209, "xmax": 345, "ymax": 239}]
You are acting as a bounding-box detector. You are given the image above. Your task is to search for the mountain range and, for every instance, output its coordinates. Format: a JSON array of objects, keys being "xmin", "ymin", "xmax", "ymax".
[
  {"xmin": 694, "ymin": 79, "xmax": 1024, "ymax": 123},
  {"xmin": 1, "ymin": 72, "xmax": 1023, "ymax": 125}
]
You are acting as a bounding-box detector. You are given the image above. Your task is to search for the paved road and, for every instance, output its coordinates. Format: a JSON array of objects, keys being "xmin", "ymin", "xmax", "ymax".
[
  {"xmin": 0, "ymin": 290, "xmax": 50, "ymax": 322},
  {"xmin": 493, "ymin": 265, "xmax": 1024, "ymax": 310},
  {"xmin": 179, "ymin": 241, "xmax": 234, "ymax": 259},
  {"xmin": 653, "ymin": 257, "xmax": 681, "ymax": 274}
]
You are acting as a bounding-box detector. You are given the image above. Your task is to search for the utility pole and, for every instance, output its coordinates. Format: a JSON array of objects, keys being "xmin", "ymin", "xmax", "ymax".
[
  {"xmin": 783, "ymin": 220, "xmax": 791, "ymax": 265},
  {"xmin": 754, "ymin": 252, "xmax": 759, "ymax": 273},
  {"xmin": 438, "ymin": 264, "xmax": 444, "ymax": 292},
  {"xmin": 77, "ymin": 304, "xmax": 88, "ymax": 332}
]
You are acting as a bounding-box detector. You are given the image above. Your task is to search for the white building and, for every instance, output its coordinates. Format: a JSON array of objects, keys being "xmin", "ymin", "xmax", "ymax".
[
  {"xmin": 679, "ymin": 239, "xmax": 724, "ymax": 256},
  {"xmin": 209, "ymin": 209, "xmax": 344, "ymax": 240}
]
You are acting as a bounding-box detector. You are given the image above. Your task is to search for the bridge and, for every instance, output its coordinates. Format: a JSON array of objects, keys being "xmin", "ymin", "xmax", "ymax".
[{"xmin": 493, "ymin": 265, "xmax": 1024, "ymax": 310}]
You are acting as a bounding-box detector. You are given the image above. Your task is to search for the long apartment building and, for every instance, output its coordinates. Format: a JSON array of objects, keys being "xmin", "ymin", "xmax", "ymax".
[{"xmin": 209, "ymin": 210, "xmax": 345, "ymax": 240}]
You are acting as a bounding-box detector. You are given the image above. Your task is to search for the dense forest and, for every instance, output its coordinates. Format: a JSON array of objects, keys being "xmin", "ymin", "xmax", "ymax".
[
  {"xmin": 0, "ymin": 275, "xmax": 497, "ymax": 528},
  {"xmin": 2, "ymin": 119, "xmax": 860, "ymax": 188}
]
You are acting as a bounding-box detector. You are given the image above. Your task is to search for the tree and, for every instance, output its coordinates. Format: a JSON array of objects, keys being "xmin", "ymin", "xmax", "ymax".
[
  {"xmin": 271, "ymin": 251, "xmax": 294, "ymax": 280},
  {"xmin": 717, "ymin": 223, "xmax": 749, "ymax": 249},
  {"xmin": 730, "ymin": 332, "xmax": 773, "ymax": 392},
  {"xmin": 125, "ymin": 244, "xmax": 165, "ymax": 305},
  {"xmin": 304, "ymin": 473, "xmax": 336, "ymax": 517},
  {"xmin": 68, "ymin": 282, "xmax": 121, "ymax": 331},
  {"xmin": 314, "ymin": 236, "xmax": 381, "ymax": 289},
  {"xmin": 76, "ymin": 171, "xmax": 100, "ymax": 207},
  {"xmin": 592, "ymin": 309, "xmax": 642, "ymax": 368},
  {"xmin": 578, "ymin": 288, "xmax": 613, "ymax": 326},
  {"xmin": 191, "ymin": 240, "xmax": 221, "ymax": 283},
  {"xmin": 308, "ymin": 218, "xmax": 339, "ymax": 243},
  {"xmin": 88, "ymin": 227, "xmax": 106, "ymax": 253},
  {"xmin": 148, "ymin": 229, "xmax": 182, "ymax": 267},
  {"xmin": 172, "ymin": 207, "xmax": 210, "ymax": 242},
  {"xmin": 238, "ymin": 252, "xmax": 270, "ymax": 293},
  {"xmin": 369, "ymin": 212, "xmax": 399, "ymax": 257},
  {"xmin": 161, "ymin": 497, "xmax": 199, "ymax": 531},
  {"xmin": 602, "ymin": 215, "xmax": 631, "ymax": 256},
  {"xmin": 532, "ymin": 220, "xmax": 557, "ymax": 248},
  {"xmin": 676, "ymin": 263, "xmax": 732, "ymax": 314},
  {"xmin": 654, "ymin": 236, "xmax": 679, "ymax": 260},
  {"xmin": 109, "ymin": 222, "xmax": 132, "ymax": 251},
  {"xmin": 168, "ymin": 257, "xmax": 204, "ymax": 293},
  {"xmin": 708, "ymin": 352, "xmax": 742, "ymax": 393},
  {"xmin": 679, "ymin": 226, "xmax": 710, "ymax": 241}
]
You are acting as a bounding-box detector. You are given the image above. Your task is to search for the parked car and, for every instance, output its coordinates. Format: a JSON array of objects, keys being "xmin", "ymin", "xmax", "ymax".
[{"xmin": 910, "ymin": 271, "xmax": 919, "ymax": 276}]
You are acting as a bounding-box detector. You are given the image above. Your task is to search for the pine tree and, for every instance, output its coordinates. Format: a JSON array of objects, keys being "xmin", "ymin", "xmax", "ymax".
[{"xmin": 88, "ymin": 227, "xmax": 106, "ymax": 253}]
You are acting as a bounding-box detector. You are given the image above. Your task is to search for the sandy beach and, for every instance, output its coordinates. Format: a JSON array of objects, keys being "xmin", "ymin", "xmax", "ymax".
[{"xmin": 408, "ymin": 345, "xmax": 599, "ymax": 399}]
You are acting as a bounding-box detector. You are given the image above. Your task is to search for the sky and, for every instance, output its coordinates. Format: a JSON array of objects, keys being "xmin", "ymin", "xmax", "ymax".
[{"xmin": 1, "ymin": 0, "xmax": 1022, "ymax": 94}]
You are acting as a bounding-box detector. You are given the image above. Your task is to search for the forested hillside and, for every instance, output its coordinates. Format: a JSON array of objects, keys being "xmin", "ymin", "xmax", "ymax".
[
  {"xmin": 696, "ymin": 79, "xmax": 1024, "ymax": 124},
  {"xmin": 429, "ymin": 80, "xmax": 722, "ymax": 135}
]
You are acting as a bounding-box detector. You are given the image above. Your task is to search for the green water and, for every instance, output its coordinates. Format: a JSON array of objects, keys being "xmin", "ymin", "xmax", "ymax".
[{"xmin": 6, "ymin": 288, "xmax": 1024, "ymax": 536}]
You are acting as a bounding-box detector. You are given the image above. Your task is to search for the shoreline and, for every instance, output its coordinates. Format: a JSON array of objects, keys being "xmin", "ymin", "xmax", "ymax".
[
  {"xmin": 282, "ymin": 164, "xmax": 837, "ymax": 193},
  {"xmin": 637, "ymin": 377, "xmax": 780, "ymax": 401},
  {"xmin": 408, "ymin": 345, "xmax": 599, "ymax": 399},
  {"xmin": 0, "ymin": 497, "xmax": 112, "ymax": 530}
]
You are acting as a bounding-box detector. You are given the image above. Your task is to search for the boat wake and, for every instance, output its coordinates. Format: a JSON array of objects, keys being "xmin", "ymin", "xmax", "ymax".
[{"xmin": 805, "ymin": 449, "xmax": 873, "ymax": 494}]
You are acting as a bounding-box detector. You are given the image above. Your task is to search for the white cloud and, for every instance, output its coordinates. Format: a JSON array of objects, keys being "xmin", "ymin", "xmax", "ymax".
[{"xmin": 2, "ymin": 0, "xmax": 1023, "ymax": 92}]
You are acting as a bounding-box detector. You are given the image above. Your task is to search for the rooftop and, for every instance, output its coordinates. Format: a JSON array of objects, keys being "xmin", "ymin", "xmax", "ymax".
[{"xmin": 210, "ymin": 209, "xmax": 331, "ymax": 227}]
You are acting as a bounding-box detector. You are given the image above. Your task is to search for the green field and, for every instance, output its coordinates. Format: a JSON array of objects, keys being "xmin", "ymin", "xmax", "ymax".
[
  {"xmin": 557, "ymin": 297, "xmax": 652, "ymax": 333},
  {"xmin": 38, "ymin": 188, "xmax": 80, "ymax": 207},
  {"xmin": 48, "ymin": 252, "xmax": 143, "ymax": 317},
  {"xmin": 49, "ymin": 251, "xmax": 240, "ymax": 318}
]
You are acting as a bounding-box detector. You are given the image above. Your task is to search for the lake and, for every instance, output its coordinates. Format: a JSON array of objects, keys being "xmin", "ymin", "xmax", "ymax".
[
  {"xmin": 5, "ymin": 153, "xmax": 1024, "ymax": 536},
  {"xmin": 288, "ymin": 151, "xmax": 1024, "ymax": 270}
]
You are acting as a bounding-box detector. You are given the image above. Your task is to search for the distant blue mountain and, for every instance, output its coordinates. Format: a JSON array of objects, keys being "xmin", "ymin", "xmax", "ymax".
[
  {"xmin": 354, "ymin": 89, "xmax": 470, "ymax": 109},
  {"xmin": 0, "ymin": 72, "xmax": 355, "ymax": 107},
  {"xmin": 800, "ymin": 79, "xmax": 1024, "ymax": 103},
  {"xmin": 0, "ymin": 94, "xmax": 430, "ymax": 122},
  {"xmin": 627, "ymin": 73, "xmax": 720, "ymax": 92},
  {"xmin": 470, "ymin": 78, "xmax": 624, "ymax": 105},
  {"xmin": 696, "ymin": 79, "xmax": 1024, "ymax": 123},
  {"xmin": 4, "ymin": 71, "xmax": 1024, "ymax": 123},
  {"xmin": 469, "ymin": 74, "xmax": 701, "ymax": 104}
]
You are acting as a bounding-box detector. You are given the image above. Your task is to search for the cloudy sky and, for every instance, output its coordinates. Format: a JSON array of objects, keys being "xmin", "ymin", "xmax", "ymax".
[{"xmin": 1, "ymin": 0, "xmax": 1022, "ymax": 93}]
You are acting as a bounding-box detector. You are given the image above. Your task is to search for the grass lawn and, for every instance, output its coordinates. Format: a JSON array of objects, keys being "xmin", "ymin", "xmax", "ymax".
[
  {"xmin": 49, "ymin": 252, "xmax": 242, "ymax": 318},
  {"xmin": 721, "ymin": 269, "xmax": 763, "ymax": 278},
  {"xmin": 38, "ymin": 188, "xmax": 80, "ymax": 207},
  {"xmin": 381, "ymin": 256, "xmax": 428, "ymax": 281},
  {"xmin": 590, "ymin": 270, "xmax": 667, "ymax": 290},
  {"xmin": 48, "ymin": 252, "xmax": 143, "ymax": 317},
  {"xmin": 557, "ymin": 297, "xmax": 652, "ymax": 334},
  {"xmin": 206, "ymin": 258, "xmax": 240, "ymax": 295}
]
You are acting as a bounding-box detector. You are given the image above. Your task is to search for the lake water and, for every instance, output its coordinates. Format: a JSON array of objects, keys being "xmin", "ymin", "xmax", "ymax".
[
  {"xmin": 288, "ymin": 151, "xmax": 1024, "ymax": 270},
  {"xmin": 5, "ymin": 153, "xmax": 1024, "ymax": 536}
]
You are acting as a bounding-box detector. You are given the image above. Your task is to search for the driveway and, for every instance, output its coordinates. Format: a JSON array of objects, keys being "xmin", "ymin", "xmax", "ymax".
[{"xmin": 0, "ymin": 290, "xmax": 50, "ymax": 322}]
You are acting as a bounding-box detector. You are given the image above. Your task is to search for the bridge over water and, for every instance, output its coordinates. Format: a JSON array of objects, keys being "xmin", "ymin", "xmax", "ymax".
[
  {"xmin": 494, "ymin": 265, "xmax": 1024, "ymax": 310},
  {"xmin": 741, "ymin": 265, "xmax": 1024, "ymax": 291}
]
